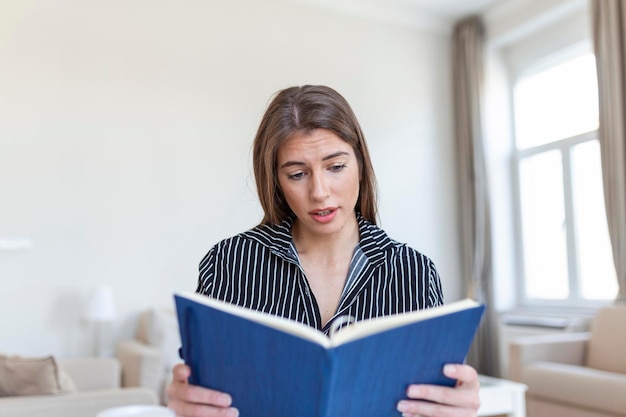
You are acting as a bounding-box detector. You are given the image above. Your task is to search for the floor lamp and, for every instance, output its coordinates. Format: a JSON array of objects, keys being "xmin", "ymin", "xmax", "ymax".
[{"xmin": 83, "ymin": 285, "xmax": 116, "ymax": 356}]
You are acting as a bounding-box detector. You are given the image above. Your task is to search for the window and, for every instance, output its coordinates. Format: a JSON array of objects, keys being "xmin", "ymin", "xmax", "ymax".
[{"xmin": 512, "ymin": 52, "xmax": 618, "ymax": 305}]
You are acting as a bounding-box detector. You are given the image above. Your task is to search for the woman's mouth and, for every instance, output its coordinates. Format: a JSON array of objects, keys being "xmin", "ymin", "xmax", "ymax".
[{"xmin": 310, "ymin": 208, "xmax": 338, "ymax": 223}]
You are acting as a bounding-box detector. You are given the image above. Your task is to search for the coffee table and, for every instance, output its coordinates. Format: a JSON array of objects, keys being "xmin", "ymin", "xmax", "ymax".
[{"xmin": 478, "ymin": 375, "xmax": 528, "ymax": 417}]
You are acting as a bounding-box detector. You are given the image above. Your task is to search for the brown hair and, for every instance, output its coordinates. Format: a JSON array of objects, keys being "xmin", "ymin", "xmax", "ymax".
[{"xmin": 253, "ymin": 85, "xmax": 378, "ymax": 225}]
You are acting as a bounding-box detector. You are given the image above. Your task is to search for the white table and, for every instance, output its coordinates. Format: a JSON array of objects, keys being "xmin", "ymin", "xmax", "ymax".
[{"xmin": 478, "ymin": 375, "xmax": 528, "ymax": 417}]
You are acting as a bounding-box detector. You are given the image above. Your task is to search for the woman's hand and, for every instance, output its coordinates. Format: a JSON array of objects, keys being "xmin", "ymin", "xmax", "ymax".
[
  {"xmin": 396, "ymin": 364, "xmax": 481, "ymax": 417},
  {"xmin": 166, "ymin": 363, "xmax": 239, "ymax": 417}
]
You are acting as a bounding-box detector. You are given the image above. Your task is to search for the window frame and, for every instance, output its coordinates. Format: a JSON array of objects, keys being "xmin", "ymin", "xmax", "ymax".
[
  {"xmin": 507, "ymin": 44, "xmax": 616, "ymax": 308},
  {"xmin": 512, "ymin": 128, "xmax": 603, "ymax": 307}
]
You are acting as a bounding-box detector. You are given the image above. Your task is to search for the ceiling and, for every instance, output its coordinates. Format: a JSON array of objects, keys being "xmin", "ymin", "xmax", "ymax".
[
  {"xmin": 385, "ymin": 0, "xmax": 503, "ymax": 19},
  {"xmin": 285, "ymin": 0, "xmax": 506, "ymax": 33}
]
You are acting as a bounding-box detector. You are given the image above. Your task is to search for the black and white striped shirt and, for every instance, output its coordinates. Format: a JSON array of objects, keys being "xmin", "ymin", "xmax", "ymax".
[{"xmin": 197, "ymin": 213, "xmax": 444, "ymax": 334}]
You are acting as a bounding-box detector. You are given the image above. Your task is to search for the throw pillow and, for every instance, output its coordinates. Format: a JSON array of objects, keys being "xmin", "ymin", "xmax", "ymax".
[{"xmin": 0, "ymin": 354, "xmax": 77, "ymax": 396}]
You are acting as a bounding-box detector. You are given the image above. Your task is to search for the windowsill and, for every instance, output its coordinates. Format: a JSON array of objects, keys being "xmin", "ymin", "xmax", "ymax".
[
  {"xmin": 501, "ymin": 312, "xmax": 590, "ymax": 331},
  {"xmin": 499, "ymin": 304, "xmax": 601, "ymax": 331}
]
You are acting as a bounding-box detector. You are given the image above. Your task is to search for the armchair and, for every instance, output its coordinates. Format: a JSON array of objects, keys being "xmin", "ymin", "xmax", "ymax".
[{"xmin": 508, "ymin": 305, "xmax": 626, "ymax": 417}]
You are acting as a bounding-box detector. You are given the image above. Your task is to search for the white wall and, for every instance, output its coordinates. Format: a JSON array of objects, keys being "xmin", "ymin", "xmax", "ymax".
[{"xmin": 0, "ymin": 0, "xmax": 461, "ymax": 357}]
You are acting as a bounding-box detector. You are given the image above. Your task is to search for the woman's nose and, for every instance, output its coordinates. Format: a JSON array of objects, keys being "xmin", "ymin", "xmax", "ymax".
[{"xmin": 309, "ymin": 172, "xmax": 330, "ymax": 201}]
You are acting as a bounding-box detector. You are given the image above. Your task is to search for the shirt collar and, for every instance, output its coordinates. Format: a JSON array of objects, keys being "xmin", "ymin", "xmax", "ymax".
[{"xmin": 244, "ymin": 212, "xmax": 395, "ymax": 266}]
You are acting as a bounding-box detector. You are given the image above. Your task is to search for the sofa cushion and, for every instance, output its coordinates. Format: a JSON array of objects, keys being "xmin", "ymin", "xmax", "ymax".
[
  {"xmin": 0, "ymin": 387, "xmax": 158, "ymax": 417},
  {"xmin": 0, "ymin": 355, "xmax": 77, "ymax": 396},
  {"xmin": 586, "ymin": 306, "xmax": 626, "ymax": 374},
  {"xmin": 523, "ymin": 361, "xmax": 626, "ymax": 416}
]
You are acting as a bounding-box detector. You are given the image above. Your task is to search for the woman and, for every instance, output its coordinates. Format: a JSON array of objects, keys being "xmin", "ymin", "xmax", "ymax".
[{"xmin": 167, "ymin": 85, "xmax": 480, "ymax": 417}]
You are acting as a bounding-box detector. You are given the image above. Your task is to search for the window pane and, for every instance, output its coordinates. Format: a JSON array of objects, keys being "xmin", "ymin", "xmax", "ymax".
[
  {"xmin": 519, "ymin": 151, "xmax": 569, "ymax": 299},
  {"xmin": 571, "ymin": 140, "xmax": 618, "ymax": 299},
  {"xmin": 514, "ymin": 54, "xmax": 599, "ymax": 149}
]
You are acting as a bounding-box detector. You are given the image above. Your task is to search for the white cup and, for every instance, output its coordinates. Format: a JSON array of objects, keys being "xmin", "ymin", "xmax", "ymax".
[{"xmin": 96, "ymin": 405, "xmax": 175, "ymax": 417}]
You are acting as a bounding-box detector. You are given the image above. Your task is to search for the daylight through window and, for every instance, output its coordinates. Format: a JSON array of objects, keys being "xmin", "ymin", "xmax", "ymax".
[{"xmin": 512, "ymin": 52, "xmax": 618, "ymax": 304}]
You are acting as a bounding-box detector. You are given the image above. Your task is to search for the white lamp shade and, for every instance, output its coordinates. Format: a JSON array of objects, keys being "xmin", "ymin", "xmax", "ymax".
[{"xmin": 83, "ymin": 285, "xmax": 116, "ymax": 322}]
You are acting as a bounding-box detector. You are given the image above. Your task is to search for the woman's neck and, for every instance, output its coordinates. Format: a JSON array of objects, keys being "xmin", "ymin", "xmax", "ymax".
[
  {"xmin": 290, "ymin": 213, "xmax": 360, "ymax": 325},
  {"xmin": 291, "ymin": 215, "xmax": 360, "ymax": 261}
]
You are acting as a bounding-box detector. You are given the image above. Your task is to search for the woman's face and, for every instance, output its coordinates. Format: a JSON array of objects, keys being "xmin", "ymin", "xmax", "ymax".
[{"xmin": 277, "ymin": 129, "xmax": 360, "ymax": 239}]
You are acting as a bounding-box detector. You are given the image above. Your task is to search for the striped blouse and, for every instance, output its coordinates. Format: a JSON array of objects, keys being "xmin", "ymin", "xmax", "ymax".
[{"xmin": 196, "ymin": 213, "xmax": 444, "ymax": 334}]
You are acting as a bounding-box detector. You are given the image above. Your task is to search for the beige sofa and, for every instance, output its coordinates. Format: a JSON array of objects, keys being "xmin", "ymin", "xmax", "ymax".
[
  {"xmin": 116, "ymin": 308, "xmax": 181, "ymax": 404},
  {"xmin": 0, "ymin": 357, "xmax": 157, "ymax": 417},
  {"xmin": 509, "ymin": 305, "xmax": 626, "ymax": 417}
]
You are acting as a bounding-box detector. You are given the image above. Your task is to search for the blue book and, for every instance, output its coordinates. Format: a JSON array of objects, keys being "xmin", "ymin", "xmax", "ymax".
[{"xmin": 174, "ymin": 292, "xmax": 485, "ymax": 417}]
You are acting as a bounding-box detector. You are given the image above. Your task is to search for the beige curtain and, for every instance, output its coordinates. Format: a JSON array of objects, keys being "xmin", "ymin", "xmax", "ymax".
[
  {"xmin": 591, "ymin": 0, "xmax": 626, "ymax": 302},
  {"xmin": 452, "ymin": 16, "xmax": 499, "ymax": 375}
]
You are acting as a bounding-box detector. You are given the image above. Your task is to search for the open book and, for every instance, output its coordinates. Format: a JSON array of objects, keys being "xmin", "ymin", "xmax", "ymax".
[{"xmin": 174, "ymin": 291, "xmax": 485, "ymax": 417}]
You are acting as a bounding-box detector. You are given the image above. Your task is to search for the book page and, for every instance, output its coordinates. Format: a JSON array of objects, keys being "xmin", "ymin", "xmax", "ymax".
[
  {"xmin": 177, "ymin": 292, "xmax": 332, "ymax": 347},
  {"xmin": 329, "ymin": 298, "xmax": 480, "ymax": 347}
]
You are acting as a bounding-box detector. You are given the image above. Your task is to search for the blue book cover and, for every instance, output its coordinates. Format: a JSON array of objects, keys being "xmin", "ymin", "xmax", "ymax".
[{"xmin": 174, "ymin": 292, "xmax": 485, "ymax": 417}]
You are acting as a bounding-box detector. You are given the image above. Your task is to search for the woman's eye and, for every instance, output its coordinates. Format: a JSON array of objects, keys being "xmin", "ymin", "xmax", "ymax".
[
  {"xmin": 330, "ymin": 164, "xmax": 347, "ymax": 172},
  {"xmin": 288, "ymin": 172, "xmax": 305, "ymax": 180}
]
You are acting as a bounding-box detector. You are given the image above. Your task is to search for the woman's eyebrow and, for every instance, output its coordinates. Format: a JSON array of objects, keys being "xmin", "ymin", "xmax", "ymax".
[
  {"xmin": 322, "ymin": 151, "xmax": 350, "ymax": 161},
  {"xmin": 279, "ymin": 151, "xmax": 350, "ymax": 169},
  {"xmin": 279, "ymin": 160, "xmax": 305, "ymax": 169}
]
